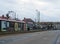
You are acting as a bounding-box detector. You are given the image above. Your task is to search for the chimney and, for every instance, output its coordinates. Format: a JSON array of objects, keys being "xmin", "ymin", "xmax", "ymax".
[
  {"xmin": 24, "ymin": 17, "xmax": 26, "ymax": 20},
  {"xmin": 2, "ymin": 15, "xmax": 4, "ymax": 18},
  {"xmin": 24, "ymin": 17, "xmax": 26, "ymax": 22}
]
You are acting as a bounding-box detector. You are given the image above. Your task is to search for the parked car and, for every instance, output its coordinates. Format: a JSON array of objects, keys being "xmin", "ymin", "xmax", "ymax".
[{"xmin": 40, "ymin": 25, "xmax": 48, "ymax": 30}]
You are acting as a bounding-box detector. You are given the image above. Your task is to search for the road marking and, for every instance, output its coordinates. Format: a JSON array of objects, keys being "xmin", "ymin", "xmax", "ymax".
[
  {"xmin": 52, "ymin": 34, "xmax": 59, "ymax": 44},
  {"xmin": 56, "ymin": 36, "xmax": 60, "ymax": 44}
]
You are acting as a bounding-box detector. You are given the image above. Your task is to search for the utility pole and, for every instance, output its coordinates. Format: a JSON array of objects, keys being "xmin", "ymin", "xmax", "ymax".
[{"xmin": 36, "ymin": 10, "xmax": 40, "ymax": 27}]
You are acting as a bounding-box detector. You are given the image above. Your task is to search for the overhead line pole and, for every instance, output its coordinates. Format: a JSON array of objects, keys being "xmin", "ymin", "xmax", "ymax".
[{"xmin": 36, "ymin": 10, "xmax": 40, "ymax": 26}]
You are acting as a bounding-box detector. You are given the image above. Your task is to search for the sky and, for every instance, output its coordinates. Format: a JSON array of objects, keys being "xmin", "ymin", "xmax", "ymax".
[{"xmin": 0, "ymin": 0, "xmax": 60, "ymax": 22}]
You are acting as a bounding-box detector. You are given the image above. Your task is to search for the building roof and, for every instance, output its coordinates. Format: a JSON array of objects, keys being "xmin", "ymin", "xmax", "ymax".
[
  {"xmin": 0, "ymin": 16, "xmax": 25, "ymax": 23},
  {"xmin": 23, "ymin": 18, "xmax": 34, "ymax": 23}
]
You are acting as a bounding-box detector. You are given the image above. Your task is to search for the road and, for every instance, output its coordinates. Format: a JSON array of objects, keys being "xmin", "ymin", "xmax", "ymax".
[{"xmin": 0, "ymin": 30, "xmax": 60, "ymax": 44}]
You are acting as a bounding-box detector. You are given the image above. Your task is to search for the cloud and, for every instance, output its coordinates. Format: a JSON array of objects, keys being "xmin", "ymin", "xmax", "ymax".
[{"xmin": 0, "ymin": 0, "xmax": 60, "ymax": 22}]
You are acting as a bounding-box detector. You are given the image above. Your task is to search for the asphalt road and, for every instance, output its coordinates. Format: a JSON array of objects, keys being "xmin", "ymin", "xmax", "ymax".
[{"xmin": 0, "ymin": 30, "xmax": 60, "ymax": 44}]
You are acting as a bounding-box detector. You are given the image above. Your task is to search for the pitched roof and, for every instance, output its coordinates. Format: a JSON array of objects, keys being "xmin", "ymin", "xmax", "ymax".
[{"xmin": 23, "ymin": 18, "xmax": 34, "ymax": 23}]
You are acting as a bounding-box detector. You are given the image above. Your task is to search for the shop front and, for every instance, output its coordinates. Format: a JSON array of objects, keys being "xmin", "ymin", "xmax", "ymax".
[
  {"xmin": 9, "ymin": 21, "xmax": 15, "ymax": 32},
  {"xmin": 1, "ymin": 20, "xmax": 7, "ymax": 32}
]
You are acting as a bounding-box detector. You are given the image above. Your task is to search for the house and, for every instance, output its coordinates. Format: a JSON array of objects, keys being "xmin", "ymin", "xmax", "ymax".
[
  {"xmin": 0, "ymin": 15, "xmax": 25, "ymax": 32},
  {"xmin": 23, "ymin": 18, "xmax": 35, "ymax": 30}
]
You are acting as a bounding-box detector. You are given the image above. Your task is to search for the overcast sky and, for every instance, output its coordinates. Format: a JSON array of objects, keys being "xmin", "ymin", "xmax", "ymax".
[{"xmin": 0, "ymin": 0, "xmax": 60, "ymax": 22}]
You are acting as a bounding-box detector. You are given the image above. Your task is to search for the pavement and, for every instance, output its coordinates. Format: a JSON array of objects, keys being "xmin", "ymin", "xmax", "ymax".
[{"xmin": 0, "ymin": 30, "xmax": 60, "ymax": 44}]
